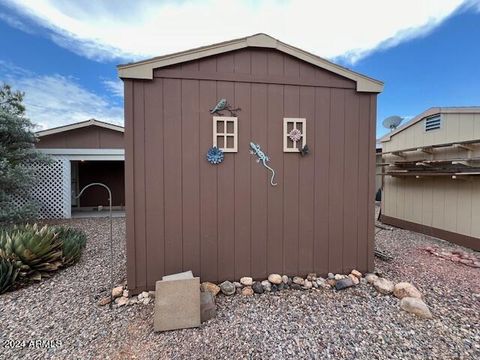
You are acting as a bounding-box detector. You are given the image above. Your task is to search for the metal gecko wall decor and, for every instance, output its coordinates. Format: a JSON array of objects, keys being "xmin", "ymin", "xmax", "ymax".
[
  {"xmin": 210, "ymin": 98, "xmax": 241, "ymax": 117},
  {"xmin": 249, "ymin": 142, "xmax": 277, "ymax": 186}
]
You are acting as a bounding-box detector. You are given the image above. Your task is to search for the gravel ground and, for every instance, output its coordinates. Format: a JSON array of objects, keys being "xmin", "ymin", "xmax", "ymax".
[{"xmin": 1, "ymin": 214, "xmax": 479, "ymax": 359}]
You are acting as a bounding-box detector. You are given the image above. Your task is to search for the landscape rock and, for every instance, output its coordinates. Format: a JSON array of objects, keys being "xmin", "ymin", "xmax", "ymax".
[
  {"xmin": 393, "ymin": 282, "xmax": 422, "ymax": 299},
  {"xmin": 400, "ymin": 297, "xmax": 432, "ymax": 319},
  {"xmin": 307, "ymin": 273, "xmax": 317, "ymax": 281},
  {"xmin": 335, "ymin": 278, "xmax": 354, "ymax": 290},
  {"xmin": 261, "ymin": 280, "xmax": 271, "ymax": 292},
  {"xmin": 240, "ymin": 277, "xmax": 253, "ymax": 286},
  {"xmin": 271, "ymin": 284, "xmax": 278, "ymax": 292},
  {"xmin": 117, "ymin": 297, "xmax": 128, "ymax": 307},
  {"xmin": 268, "ymin": 274, "xmax": 282, "ymax": 285},
  {"xmin": 334, "ymin": 274, "xmax": 344, "ymax": 280},
  {"xmin": 200, "ymin": 282, "xmax": 221, "ymax": 296},
  {"xmin": 303, "ymin": 280, "xmax": 313, "ymax": 289},
  {"xmin": 112, "ymin": 286, "xmax": 123, "ymax": 298},
  {"xmin": 282, "ymin": 275, "xmax": 289, "ymax": 284},
  {"xmin": 140, "ymin": 291, "xmax": 149, "ymax": 299},
  {"xmin": 327, "ymin": 273, "xmax": 334, "ymax": 279},
  {"xmin": 293, "ymin": 277, "xmax": 305, "ymax": 286},
  {"xmin": 252, "ymin": 282, "xmax": 264, "ymax": 294},
  {"xmin": 234, "ymin": 281, "xmax": 243, "ymax": 288},
  {"xmin": 123, "ymin": 290, "xmax": 129, "ymax": 298},
  {"xmin": 98, "ymin": 297, "xmax": 111, "ymax": 306},
  {"xmin": 242, "ymin": 286, "xmax": 254, "ymax": 296},
  {"xmin": 373, "ymin": 278, "xmax": 394, "ymax": 295},
  {"xmin": 365, "ymin": 273, "xmax": 379, "ymax": 284},
  {"xmin": 348, "ymin": 274, "xmax": 360, "ymax": 285},
  {"xmin": 142, "ymin": 297, "xmax": 151, "ymax": 305},
  {"xmin": 148, "ymin": 291, "xmax": 156, "ymax": 298},
  {"xmin": 200, "ymin": 292, "xmax": 216, "ymax": 322},
  {"xmin": 219, "ymin": 281, "xmax": 235, "ymax": 296},
  {"xmin": 326, "ymin": 279, "xmax": 336, "ymax": 287},
  {"xmin": 351, "ymin": 269, "xmax": 362, "ymax": 278},
  {"xmin": 291, "ymin": 283, "xmax": 302, "ymax": 290}
]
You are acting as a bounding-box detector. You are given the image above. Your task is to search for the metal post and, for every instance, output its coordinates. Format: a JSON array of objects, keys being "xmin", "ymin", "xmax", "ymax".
[{"xmin": 75, "ymin": 183, "xmax": 114, "ymax": 309}]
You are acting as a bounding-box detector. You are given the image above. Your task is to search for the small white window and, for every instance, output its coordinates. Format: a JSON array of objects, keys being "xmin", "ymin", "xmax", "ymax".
[
  {"xmin": 283, "ymin": 118, "xmax": 306, "ymax": 152},
  {"xmin": 213, "ymin": 116, "xmax": 237, "ymax": 152},
  {"xmin": 425, "ymin": 115, "xmax": 441, "ymax": 132}
]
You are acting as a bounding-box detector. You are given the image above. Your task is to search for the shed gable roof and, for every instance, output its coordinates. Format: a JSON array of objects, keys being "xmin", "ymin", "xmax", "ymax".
[
  {"xmin": 36, "ymin": 119, "xmax": 124, "ymax": 137},
  {"xmin": 117, "ymin": 33, "xmax": 383, "ymax": 93}
]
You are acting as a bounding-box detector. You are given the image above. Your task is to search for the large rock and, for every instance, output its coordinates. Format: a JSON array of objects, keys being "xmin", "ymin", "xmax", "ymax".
[
  {"xmin": 282, "ymin": 275, "xmax": 289, "ymax": 284},
  {"xmin": 261, "ymin": 280, "xmax": 272, "ymax": 292},
  {"xmin": 112, "ymin": 286, "xmax": 123, "ymax": 298},
  {"xmin": 252, "ymin": 282, "xmax": 264, "ymax": 294},
  {"xmin": 348, "ymin": 274, "xmax": 359, "ymax": 285},
  {"xmin": 240, "ymin": 277, "xmax": 253, "ymax": 286},
  {"xmin": 400, "ymin": 297, "xmax": 432, "ymax": 319},
  {"xmin": 303, "ymin": 280, "xmax": 313, "ymax": 289},
  {"xmin": 373, "ymin": 278, "xmax": 394, "ymax": 295},
  {"xmin": 307, "ymin": 273, "xmax": 317, "ymax": 281},
  {"xmin": 293, "ymin": 277, "xmax": 305, "ymax": 286},
  {"xmin": 365, "ymin": 273, "xmax": 378, "ymax": 284},
  {"xmin": 200, "ymin": 282, "xmax": 221, "ymax": 296},
  {"xmin": 268, "ymin": 274, "xmax": 282, "ymax": 285},
  {"xmin": 219, "ymin": 281, "xmax": 235, "ymax": 296},
  {"xmin": 393, "ymin": 282, "xmax": 422, "ymax": 299},
  {"xmin": 351, "ymin": 269, "xmax": 362, "ymax": 278},
  {"xmin": 200, "ymin": 292, "xmax": 216, "ymax": 322},
  {"xmin": 335, "ymin": 278, "xmax": 354, "ymax": 290},
  {"xmin": 242, "ymin": 286, "xmax": 254, "ymax": 296}
]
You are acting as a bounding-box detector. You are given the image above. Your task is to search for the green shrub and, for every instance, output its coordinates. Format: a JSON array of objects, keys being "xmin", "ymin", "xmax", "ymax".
[
  {"xmin": 0, "ymin": 223, "xmax": 63, "ymax": 281},
  {"xmin": 55, "ymin": 227, "xmax": 87, "ymax": 266},
  {"xmin": 0, "ymin": 257, "xmax": 21, "ymax": 294}
]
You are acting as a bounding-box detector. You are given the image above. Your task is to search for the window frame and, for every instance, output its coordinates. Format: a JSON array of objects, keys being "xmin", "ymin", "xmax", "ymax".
[
  {"xmin": 283, "ymin": 118, "xmax": 306, "ymax": 152},
  {"xmin": 213, "ymin": 116, "xmax": 238, "ymax": 153}
]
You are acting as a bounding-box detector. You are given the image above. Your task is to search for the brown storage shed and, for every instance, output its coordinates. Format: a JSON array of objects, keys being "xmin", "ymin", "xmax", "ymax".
[{"xmin": 118, "ymin": 34, "xmax": 383, "ymax": 293}]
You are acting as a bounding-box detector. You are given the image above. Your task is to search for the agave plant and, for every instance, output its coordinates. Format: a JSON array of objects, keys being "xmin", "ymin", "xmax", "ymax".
[
  {"xmin": 0, "ymin": 224, "xmax": 63, "ymax": 280},
  {"xmin": 0, "ymin": 257, "xmax": 21, "ymax": 294},
  {"xmin": 55, "ymin": 227, "xmax": 87, "ymax": 267}
]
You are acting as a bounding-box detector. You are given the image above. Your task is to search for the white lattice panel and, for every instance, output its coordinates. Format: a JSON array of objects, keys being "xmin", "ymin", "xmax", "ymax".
[{"xmin": 13, "ymin": 157, "xmax": 71, "ymax": 219}]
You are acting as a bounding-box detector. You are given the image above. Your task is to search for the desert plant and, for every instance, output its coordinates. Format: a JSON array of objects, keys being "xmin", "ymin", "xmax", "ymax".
[
  {"xmin": 0, "ymin": 257, "xmax": 21, "ymax": 294},
  {"xmin": 55, "ymin": 227, "xmax": 87, "ymax": 266},
  {"xmin": 0, "ymin": 223, "xmax": 63, "ymax": 280}
]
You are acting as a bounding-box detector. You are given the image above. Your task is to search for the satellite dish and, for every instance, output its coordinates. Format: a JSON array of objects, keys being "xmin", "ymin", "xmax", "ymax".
[{"xmin": 382, "ymin": 116, "xmax": 403, "ymax": 131}]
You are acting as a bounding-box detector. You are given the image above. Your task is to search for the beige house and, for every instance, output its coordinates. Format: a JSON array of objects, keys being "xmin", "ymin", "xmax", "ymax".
[{"xmin": 379, "ymin": 107, "xmax": 480, "ymax": 250}]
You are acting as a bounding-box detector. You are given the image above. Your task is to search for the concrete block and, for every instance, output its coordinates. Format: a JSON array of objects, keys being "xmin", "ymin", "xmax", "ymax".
[
  {"xmin": 200, "ymin": 292, "xmax": 216, "ymax": 323},
  {"xmin": 162, "ymin": 270, "xmax": 194, "ymax": 281},
  {"xmin": 154, "ymin": 277, "xmax": 200, "ymax": 332}
]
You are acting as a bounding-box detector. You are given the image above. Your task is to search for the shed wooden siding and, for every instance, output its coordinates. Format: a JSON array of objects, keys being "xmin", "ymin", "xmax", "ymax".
[
  {"xmin": 36, "ymin": 126, "xmax": 124, "ymax": 149},
  {"xmin": 124, "ymin": 48, "xmax": 377, "ymax": 292}
]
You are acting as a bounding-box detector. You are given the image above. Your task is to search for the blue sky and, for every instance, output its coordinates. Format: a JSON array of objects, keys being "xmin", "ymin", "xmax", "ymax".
[{"xmin": 0, "ymin": 0, "xmax": 479, "ymax": 137}]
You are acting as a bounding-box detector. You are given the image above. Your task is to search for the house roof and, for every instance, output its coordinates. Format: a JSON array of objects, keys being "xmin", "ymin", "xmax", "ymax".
[
  {"xmin": 36, "ymin": 119, "xmax": 124, "ymax": 137},
  {"xmin": 379, "ymin": 106, "xmax": 480, "ymax": 143},
  {"xmin": 117, "ymin": 33, "xmax": 383, "ymax": 93}
]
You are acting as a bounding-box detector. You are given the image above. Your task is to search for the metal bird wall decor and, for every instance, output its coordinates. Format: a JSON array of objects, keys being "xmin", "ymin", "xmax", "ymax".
[
  {"xmin": 249, "ymin": 142, "xmax": 277, "ymax": 186},
  {"xmin": 210, "ymin": 98, "xmax": 241, "ymax": 116}
]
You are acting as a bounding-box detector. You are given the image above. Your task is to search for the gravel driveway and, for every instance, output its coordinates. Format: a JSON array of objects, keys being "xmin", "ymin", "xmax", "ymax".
[{"xmin": 1, "ymin": 215, "xmax": 479, "ymax": 359}]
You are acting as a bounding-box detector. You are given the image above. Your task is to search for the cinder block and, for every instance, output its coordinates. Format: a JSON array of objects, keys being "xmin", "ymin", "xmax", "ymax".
[
  {"xmin": 162, "ymin": 271, "xmax": 194, "ymax": 281},
  {"xmin": 154, "ymin": 277, "xmax": 201, "ymax": 332}
]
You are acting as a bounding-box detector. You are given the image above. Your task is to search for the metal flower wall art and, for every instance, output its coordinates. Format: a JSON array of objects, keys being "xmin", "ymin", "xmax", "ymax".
[
  {"xmin": 206, "ymin": 146, "xmax": 224, "ymax": 164},
  {"xmin": 288, "ymin": 128, "xmax": 303, "ymax": 142}
]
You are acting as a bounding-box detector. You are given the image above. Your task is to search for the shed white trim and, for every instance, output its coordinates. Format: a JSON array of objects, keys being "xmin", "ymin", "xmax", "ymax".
[
  {"xmin": 36, "ymin": 119, "xmax": 124, "ymax": 137},
  {"xmin": 117, "ymin": 33, "xmax": 383, "ymax": 93},
  {"xmin": 37, "ymin": 148, "xmax": 124, "ymax": 161}
]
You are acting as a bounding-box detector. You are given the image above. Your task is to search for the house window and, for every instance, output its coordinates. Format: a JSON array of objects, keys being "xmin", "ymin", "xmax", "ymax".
[
  {"xmin": 283, "ymin": 118, "xmax": 306, "ymax": 152},
  {"xmin": 213, "ymin": 116, "xmax": 237, "ymax": 152},
  {"xmin": 425, "ymin": 115, "xmax": 441, "ymax": 132}
]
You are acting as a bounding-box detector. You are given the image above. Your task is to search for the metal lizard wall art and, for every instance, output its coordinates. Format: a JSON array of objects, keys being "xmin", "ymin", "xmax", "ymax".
[{"xmin": 249, "ymin": 142, "xmax": 277, "ymax": 186}]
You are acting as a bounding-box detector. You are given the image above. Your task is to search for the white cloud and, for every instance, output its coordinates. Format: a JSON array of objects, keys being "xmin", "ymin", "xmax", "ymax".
[
  {"xmin": 102, "ymin": 79, "xmax": 124, "ymax": 98},
  {"xmin": 0, "ymin": 61, "xmax": 123, "ymax": 130},
  {"xmin": 4, "ymin": 0, "xmax": 479, "ymax": 64}
]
